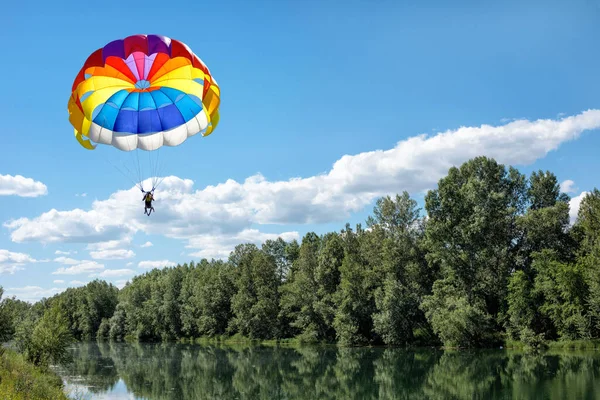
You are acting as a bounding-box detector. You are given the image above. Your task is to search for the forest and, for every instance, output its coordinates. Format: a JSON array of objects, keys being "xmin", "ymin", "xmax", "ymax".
[{"xmin": 2, "ymin": 156, "xmax": 600, "ymax": 354}]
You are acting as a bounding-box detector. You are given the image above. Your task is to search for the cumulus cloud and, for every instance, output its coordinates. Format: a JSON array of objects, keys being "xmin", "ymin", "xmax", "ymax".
[
  {"xmin": 187, "ymin": 229, "xmax": 299, "ymax": 260},
  {"xmin": 53, "ymin": 280, "xmax": 65, "ymax": 284},
  {"xmin": 54, "ymin": 256, "xmax": 80, "ymax": 265},
  {"xmin": 55, "ymin": 250, "xmax": 76, "ymax": 255},
  {"xmin": 0, "ymin": 265, "xmax": 24, "ymax": 274},
  {"xmin": 560, "ymin": 180, "xmax": 577, "ymax": 194},
  {"xmin": 0, "ymin": 174, "xmax": 47, "ymax": 197},
  {"xmin": 87, "ymin": 239, "xmax": 132, "ymax": 251},
  {"xmin": 52, "ymin": 261, "xmax": 104, "ymax": 275},
  {"xmin": 138, "ymin": 260, "xmax": 177, "ymax": 269},
  {"xmin": 3, "ymin": 286, "xmax": 63, "ymax": 303},
  {"xmin": 4, "ymin": 109, "xmax": 600, "ymax": 250},
  {"xmin": 4, "ymin": 208, "xmax": 134, "ymax": 244},
  {"xmin": 90, "ymin": 268, "xmax": 135, "ymax": 278},
  {"xmin": 0, "ymin": 249, "xmax": 36, "ymax": 264},
  {"xmin": 0, "ymin": 249, "xmax": 38, "ymax": 274},
  {"xmin": 569, "ymin": 191, "xmax": 589, "ymax": 225},
  {"xmin": 89, "ymin": 249, "xmax": 135, "ymax": 260},
  {"xmin": 141, "ymin": 241, "xmax": 153, "ymax": 248}
]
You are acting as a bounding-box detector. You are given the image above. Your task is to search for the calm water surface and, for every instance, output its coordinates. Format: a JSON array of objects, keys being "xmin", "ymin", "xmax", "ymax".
[{"xmin": 53, "ymin": 341, "xmax": 600, "ymax": 399}]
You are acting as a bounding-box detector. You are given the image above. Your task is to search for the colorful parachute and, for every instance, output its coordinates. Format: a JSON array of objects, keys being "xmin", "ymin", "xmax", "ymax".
[
  {"xmin": 67, "ymin": 34, "xmax": 220, "ymax": 191},
  {"xmin": 68, "ymin": 34, "xmax": 220, "ymax": 152}
]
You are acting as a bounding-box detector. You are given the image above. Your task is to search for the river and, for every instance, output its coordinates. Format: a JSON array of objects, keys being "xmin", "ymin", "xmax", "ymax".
[{"xmin": 52, "ymin": 341, "xmax": 600, "ymax": 399}]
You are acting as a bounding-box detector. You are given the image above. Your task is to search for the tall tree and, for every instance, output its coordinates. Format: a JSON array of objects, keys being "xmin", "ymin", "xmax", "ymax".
[
  {"xmin": 229, "ymin": 245, "xmax": 281, "ymax": 339},
  {"xmin": 368, "ymin": 192, "xmax": 429, "ymax": 346},
  {"xmin": 422, "ymin": 157, "xmax": 526, "ymax": 346}
]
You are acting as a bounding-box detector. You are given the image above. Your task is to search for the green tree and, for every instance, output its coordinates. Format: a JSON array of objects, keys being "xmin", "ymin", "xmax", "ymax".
[
  {"xmin": 421, "ymin": 272, "xmax": 492, "ymax": 347},
  {"xmin": 229, "ymin": 245, "xmax": 281, "ymax": 339},
  {"xmin": 368, "ymin": 192, "xmax": 429, "ymax": 346},
  {"xmin": 15, "ymin": 304, "xmax": 74, "ymax": 368},
  {"xmin": 279, "ymin": 232, "xmax": 326, "ymax": 342},
  {"xmin": 532, "ymin": 250, "xmax": 590, "ymax": 340},
  {"xmin": 423, "ymin": 157, "xmax": 526, "ymax": 346},
  {"xmin": 333, "ymin": 224, "xmax": 376, "ymax": 346}
]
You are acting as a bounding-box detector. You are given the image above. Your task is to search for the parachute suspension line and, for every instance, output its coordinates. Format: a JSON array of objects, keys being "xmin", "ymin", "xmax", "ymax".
[
  {"xmin": 148, "ymin": 145, "xmax": 161, "ymax": 191},
  {"xmin": 125, "ymin": 135, "xmax": 144, "ymax": 192},
  {"xmin": 97, "ymin": 116, "xmax": 143, "ymax": 191},
  {"xmin": 152, "ymin": 144, "xmax": 170, "ymax": 191},
  {"xmin": 97, "ymin": 145, "xmax": 142, "ymax": 191},
  {"xmin": 134, "ymin": 144, "xmax": 144, "ymax": 192},
  {"xmin": 153, "ymin": 146, "xmax": 162, "ymax": 190}
]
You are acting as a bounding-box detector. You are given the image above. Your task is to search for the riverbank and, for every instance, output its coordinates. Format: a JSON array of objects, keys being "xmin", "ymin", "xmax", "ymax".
[
  {"xmin": 505, "ymin": 339, "xmax": 600, "ymax": 351},
  {"xmin": 172, "ymin": 335, "xmax": 600, "ymax": 351},
  {"xmin": 0, "ymin": 348, "xmax": 69, "ymax": 400},
  {"xmin": 176, "ymin": 334, "xmax": 307, "ymax": 347}
]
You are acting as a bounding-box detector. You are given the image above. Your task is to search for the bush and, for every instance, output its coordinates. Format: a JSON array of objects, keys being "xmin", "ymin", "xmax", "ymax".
[
  {"xmin": 14, "ymin": 305, "xmax": 74, "ymax": 368},
  {"xmin": 0, "ymin": 347, "xmax": 69, "ymax": 399}
]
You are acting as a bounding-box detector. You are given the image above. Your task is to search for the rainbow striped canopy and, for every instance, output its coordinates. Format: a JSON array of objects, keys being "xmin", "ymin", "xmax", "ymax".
[{"xmin": 68, "ymin": 34, "xmax": 220, "ymax": 151}]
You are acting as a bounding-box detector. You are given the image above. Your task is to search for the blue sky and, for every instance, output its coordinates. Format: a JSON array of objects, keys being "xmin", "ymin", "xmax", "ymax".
[{"xmin": 1, "ymin": 0, "xmax": 600, "ymax": 302}]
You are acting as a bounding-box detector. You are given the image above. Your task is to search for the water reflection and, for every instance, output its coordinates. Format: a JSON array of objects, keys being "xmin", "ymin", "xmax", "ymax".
[{"xmin": 54, "ymin": 342, "xmax": 600, "ymax": 400}]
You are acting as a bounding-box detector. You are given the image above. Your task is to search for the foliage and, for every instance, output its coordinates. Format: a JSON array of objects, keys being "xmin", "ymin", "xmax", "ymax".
[
  {"xmin": 0, "ymin": 348, "xmax": 69, "ymax": 400},
  {"xmin": 6, "ymin": 156, "xmax": 600, "ymax": 349},
  {"xmin": 14, "ymin": 304, "xmax": 74, "ymax": 368}
]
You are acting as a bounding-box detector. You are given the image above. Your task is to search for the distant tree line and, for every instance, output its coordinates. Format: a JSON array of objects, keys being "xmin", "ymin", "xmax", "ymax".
[{"xmin": 2, "ymin": 156, "xmax": 600, "ymax": 349}]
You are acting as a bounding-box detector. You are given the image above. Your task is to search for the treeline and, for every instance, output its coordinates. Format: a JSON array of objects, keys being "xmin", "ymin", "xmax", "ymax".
[{"xmin": 2, "ymin": 156, "xmax": 600, "ymax": 348}]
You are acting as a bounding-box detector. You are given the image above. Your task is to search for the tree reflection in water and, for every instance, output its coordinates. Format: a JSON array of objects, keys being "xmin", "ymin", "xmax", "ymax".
[{"xmin": 54, "ymin": 342, "xmax": 600, "ymax": 400}]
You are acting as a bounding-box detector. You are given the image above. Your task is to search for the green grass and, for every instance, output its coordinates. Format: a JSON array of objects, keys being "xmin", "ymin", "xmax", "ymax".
[
  {"xmin": 176, "ymin": 334, "xmax": 328, "ymax": 348},
  {"xmin": 504, "ymin": 339, "xmax": 600, "ymax": 351},
  {"xmin": 0, "ymin": 347, "xmax": 69, "ymax": 400},
  {"xmin": 546, "ymin": 339, "xmax": 600, "ymax": 350}
]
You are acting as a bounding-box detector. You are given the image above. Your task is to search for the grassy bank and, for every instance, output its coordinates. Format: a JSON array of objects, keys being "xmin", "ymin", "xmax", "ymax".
[
  {"xmin": 177, "ymin": 334, "xmax": 326, "ymax": 347},
  {"xmin": 0, "ymin": 348, "xmax": 69, "ymax": 400},
  {"xmin": 176, "ymin": 335, "xmax": 600, "ymax": 351},
  {"xmin": 504, "ymin": 339, "xmax": 600, "ymax": 351}
]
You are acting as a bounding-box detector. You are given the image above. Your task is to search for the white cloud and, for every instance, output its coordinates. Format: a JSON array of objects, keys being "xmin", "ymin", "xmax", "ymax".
[
  {"xmin": 0, "ymin": 249, "xmax": 38, "ymax": 275},
  {"xmin": 140, "ymin": 241, "xmax": 153, "ymax": 248},
  {"xmin": 560, "ymin": 180, "xmax": 577, "ymax": 194},
  {"xmin": 90, "ymin": 268, "xmax": 135, "ymax": 278},
  {"xmin": 4, "ymin": 208, "xmax": 135, "ymax": 245},
  {"xmin": 0, "ymin": 174, "xmax": 47, "ymax": 197},
  {"xmin": 138, "ymin": 260, "xmax": 177, "ymax": 269},
  {"xmin": 126, "ymin": 262, "xmax": 133, "ymax": 266},
  {"xmin": 3, "ymin": 286, "xmax": 63, "ymax": 303},
  {"xmin": 52, "ymin": 261, "xmax": 104, "ymax": 275},
  {"xmin": 187, "ymin": 229, "xmax": 299, "ymax": 260},
  {"xmin": 76, "ymin": 193, "xmax": 87, "ymax": 197},
  {"xmin": 89, "ymin": 249, "xmax": 135, "ymax": 260},
  {"xmin": 4, "ymin": 109, "xmax": 600, "ymax": 251},
  {"xmin": 569, "ymin": 191, "xmax": 589, "ymax": 225},
  {"xmin": 55, "ymin": 250, "xmax": 76, "ymax": 255},
  {"xmin": 54, "ymin": 256, "xmax": 80, "ymax": 265},
  {"xmin": 87, "ymin": 239, "xmax": 132, "ymax": 251},
  {"xmin": 0, "ymin": 265, "xmax": 24, "ymax": 274},
  {"xmin": 0, "ymin": 249, "xmax": 36, "ymax": 264},
  {"xmin": 69, "ymin": 280, "xmax": 87, "ymax": 286},
  {"xmin": 53, "ymin": 280, "xmax": 65, "ymax": 284}
]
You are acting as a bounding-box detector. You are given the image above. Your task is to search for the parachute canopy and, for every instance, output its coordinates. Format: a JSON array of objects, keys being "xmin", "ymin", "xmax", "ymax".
[{"xmin": 68, "ymin": 34, "xmax": 221, "ymax": 152}]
